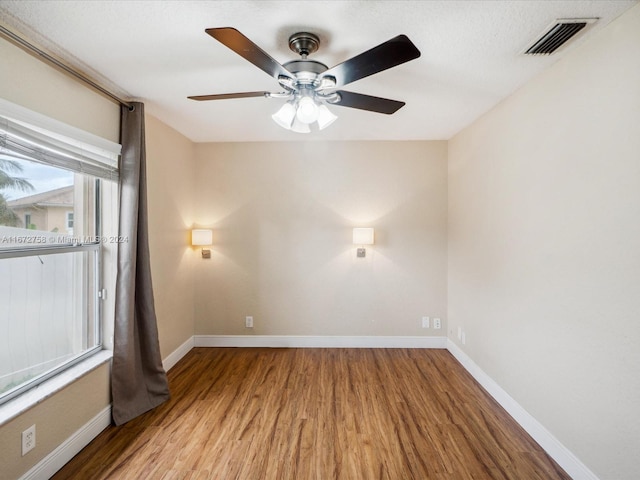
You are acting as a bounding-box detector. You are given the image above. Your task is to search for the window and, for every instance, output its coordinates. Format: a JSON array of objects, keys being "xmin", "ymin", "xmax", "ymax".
[
  {"xmin": 66, "ymin": 211, "xmax": 74, "ymax": 232},
  {"xmin": 0, "ymin": 98, "xmax": 120, "ymax": 405}
]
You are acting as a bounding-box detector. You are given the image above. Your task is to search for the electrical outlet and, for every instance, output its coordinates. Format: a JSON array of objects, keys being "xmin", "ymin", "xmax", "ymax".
[
  {"xmin": 421, "ymin": 316, "xmax": 429, "ymax": 328},
  {"xmin": 434, "ymin": 318, "xmax": 441, "ymax": 329},
  {"xmin": 22, "ymin": 425, "xmax": 36, "ymax": 456},
  {"xmin": 461, "ymin": 331, "xmax": 466, "ymax": 345},
  {"xmin": 245, "ymin": 316, "xmax": 253, "ymax": 328}
]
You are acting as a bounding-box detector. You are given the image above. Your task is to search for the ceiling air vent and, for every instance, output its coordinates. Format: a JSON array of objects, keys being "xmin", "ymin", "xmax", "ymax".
[{"xmin": 524, "ymin": 18, "xmax": 598, "ymax": 55}]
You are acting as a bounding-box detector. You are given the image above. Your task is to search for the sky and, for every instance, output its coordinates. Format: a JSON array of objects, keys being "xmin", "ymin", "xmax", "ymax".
[{"xmin": 0, "ymin": 155, "xmax": 73, "ymax": 200}]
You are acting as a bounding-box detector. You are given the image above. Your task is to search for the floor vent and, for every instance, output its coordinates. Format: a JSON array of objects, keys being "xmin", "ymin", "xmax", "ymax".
[{"xmin": 524, "ymin": 18, "xmax": 598, "ymax": 55}]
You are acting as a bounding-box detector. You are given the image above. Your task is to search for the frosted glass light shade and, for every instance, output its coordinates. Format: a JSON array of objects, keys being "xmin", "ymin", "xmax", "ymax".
[
  {"xmin": 296, "ymin": 96, "xmax": 319, "ymax": 124},
  {"xmin": 353, "ymin": 228, "xmax": 374, "ymax": 245},
  {"xmin": 271, "ymin": 102, "xmax": 296, "ymax": 130},
  {"xmin": 192, "ymin": 229, "xmax": 212, "ymax": 246},
  {"xmin": 290, "ymin": 118, "xmax": 311, "ymax": 133},
  {"xmin": 317, "ymin": 105, "xmax": 338, "ymax": 130}
]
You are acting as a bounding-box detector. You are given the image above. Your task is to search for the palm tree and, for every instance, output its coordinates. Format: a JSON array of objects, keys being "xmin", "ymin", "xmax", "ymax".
[
  {"xmin": 0, "ymin": 158, "xmax": 34, "ymax": 226},
  {"xmin": 0, "ymin": 158, "xmax": 33, "ymax": 191},
  {"xmin": 0, "ymin": 195, "xmax": 20, "ymax": 226}
]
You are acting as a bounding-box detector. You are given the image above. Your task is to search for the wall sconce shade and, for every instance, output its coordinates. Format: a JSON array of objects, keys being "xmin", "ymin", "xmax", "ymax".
[
  {"xmin": 192, "ymin": 229, "xmax": 213, "ymax": 259},
  {"xmin": 353, "ymin": 228, "xmax": 375, "ymax": 245},
  {"xmin": 192, "ymin": 229, "xmax": 212, "ymax": 246},
  {"xmin": 353, "ymin": 227, "xmax": 374, "ymax": 258}
]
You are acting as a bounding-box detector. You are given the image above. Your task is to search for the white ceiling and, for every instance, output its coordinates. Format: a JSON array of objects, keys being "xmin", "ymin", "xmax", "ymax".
[{"xmin": 0, "ymin": 1, "xmax": 637, "ymax": 142}]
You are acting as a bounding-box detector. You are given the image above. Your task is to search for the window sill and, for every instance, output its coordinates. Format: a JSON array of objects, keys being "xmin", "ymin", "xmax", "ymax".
[{"xmin": 0, "ymin": 350, "xmax": 113, "ymax": 426}]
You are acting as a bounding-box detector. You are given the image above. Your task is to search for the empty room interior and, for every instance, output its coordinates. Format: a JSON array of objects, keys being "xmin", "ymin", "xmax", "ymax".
[{"xmin": 0, "ymin": 1, "xmax": 639, "ymax": 479}]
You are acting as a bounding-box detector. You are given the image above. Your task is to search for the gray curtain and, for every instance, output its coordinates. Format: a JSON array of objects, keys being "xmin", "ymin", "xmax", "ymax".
[{"xmin": 111, "ymin": 102, "xmax": 170, "ymax": 425}]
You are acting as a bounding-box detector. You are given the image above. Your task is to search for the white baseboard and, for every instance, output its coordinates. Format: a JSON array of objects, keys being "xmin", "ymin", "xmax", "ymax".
[
  {"xmin": 19, "ymin": 406, "xmax": 112, "ymax": 480},
  {"xmin": 162, "ymin": 336, "xmax": 195, "ymax": 371},
  {"xmin": 446, "ymin": 339, "xmax": 599, "ymax": 480},
  {"xmin": 194, "ymin": 335, "xmax": 447, "ymax": 349}
]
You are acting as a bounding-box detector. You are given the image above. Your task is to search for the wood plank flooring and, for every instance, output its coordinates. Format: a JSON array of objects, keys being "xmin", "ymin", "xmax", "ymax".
[{"xmin": 53, "ymin": 348, "xmax": 571, "ymax": 480}]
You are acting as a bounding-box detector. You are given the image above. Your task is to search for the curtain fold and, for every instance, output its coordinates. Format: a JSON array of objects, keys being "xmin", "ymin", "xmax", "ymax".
[{"xmin": 111, "ymin": 102, "xmax": 169, "ymax": 426}]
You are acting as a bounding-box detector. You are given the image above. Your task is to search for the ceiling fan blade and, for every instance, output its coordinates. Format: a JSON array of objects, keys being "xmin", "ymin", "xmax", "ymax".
[
  {"xmin": 188, "ymin": 91, "xmax": 269, "ymax": 101},
  {"xmin": 206, "ymin": 27, "xmax": 293, "ymax": 80},
  {"xmin": 330, "ymin": 91, "xmax": 406, "ymax": 114},
  {"xmin": 320, "ymin": 35, "xmax": 420, "ymax": 88}
]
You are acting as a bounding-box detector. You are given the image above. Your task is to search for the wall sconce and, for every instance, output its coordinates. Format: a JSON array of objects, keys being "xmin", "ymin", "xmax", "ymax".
[
  {"xmin": 353, "ymin": 228, "xmax": 374, "ymax": 258},
  {"xmin": 192, "ymin": 229, "xmax": 213, "ymax": 259}
]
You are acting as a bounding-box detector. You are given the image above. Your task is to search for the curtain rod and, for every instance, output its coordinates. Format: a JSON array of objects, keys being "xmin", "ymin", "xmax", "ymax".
[{"xmin": 0, "ymin": 24, "xmax": 134, "ymax": 110}]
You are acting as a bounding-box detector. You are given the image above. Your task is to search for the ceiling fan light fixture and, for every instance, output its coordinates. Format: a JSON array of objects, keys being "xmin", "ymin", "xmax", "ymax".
[
  {"xmin": 271, "ymin": 102, "xmax": 296, "ymax": 130},
  {"xmin": 272, "ymin": 96, "xmax": 338, "ymax": 133},
  {"xmin": 317, "ymin": 105, "xmax": 338, "ymax": 130}
]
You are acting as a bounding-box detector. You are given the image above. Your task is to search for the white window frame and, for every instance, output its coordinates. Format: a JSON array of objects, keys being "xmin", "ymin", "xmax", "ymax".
[
  {"xmin": 0, "ymin": 98, "xmax": 121, "ymax": 407},
  {"xmin": 66, "ymin": 210, "xmax": 74, "ymax": 230}
]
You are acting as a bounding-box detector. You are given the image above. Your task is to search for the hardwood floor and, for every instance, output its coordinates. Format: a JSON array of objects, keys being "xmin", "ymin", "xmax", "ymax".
[{"xmin": 53, "ymin": 348, "xmax": 571, "ymax": 480}]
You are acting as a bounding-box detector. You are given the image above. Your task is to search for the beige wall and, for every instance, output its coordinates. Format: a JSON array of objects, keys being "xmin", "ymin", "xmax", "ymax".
[
  {"xmin": 145, "ymin": 114, "xmax": 197, "ymax": 357},
  {"xmin": 0, "ymin": 33, "xmax": 121, "ymax": 479},
  {"xmin": 0, "ymin": 364, "xmax": 110, "ymax": 480},
  {"xmin": 194, "ymin": 141, "xmax": 448, "ymax": 336},
  {"xmin": 448, "ymin": 4, "xmax": 640, "ymax": 479}
]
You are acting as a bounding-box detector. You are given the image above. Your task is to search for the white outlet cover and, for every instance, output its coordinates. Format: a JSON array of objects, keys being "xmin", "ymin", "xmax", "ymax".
[
  {"xmin": 421, "ymin": 317, "xmax": 429, "ymax": 328},
  {"xmin": 22, "ymin": 424, "xmax": 36, "ymax": 456}
]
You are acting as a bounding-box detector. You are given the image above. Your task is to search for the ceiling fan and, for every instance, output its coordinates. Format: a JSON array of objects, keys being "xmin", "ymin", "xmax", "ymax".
[{"xmin": 188, "ymin": 28, "xmax": 421, "ymax": 133}]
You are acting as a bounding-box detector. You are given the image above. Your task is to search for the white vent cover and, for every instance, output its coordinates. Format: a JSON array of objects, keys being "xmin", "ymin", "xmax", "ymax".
[{"xmin": 524, "ymin": 18, "xmax": 598, "ymax": 55}]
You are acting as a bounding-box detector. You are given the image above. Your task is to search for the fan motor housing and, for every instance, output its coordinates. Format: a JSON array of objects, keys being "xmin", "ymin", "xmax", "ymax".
[
  {"xmin": 283, "ymin": 59, "xmax": 328, "ymax": 86},
  {"xmin": 283, "ymin": 59, "xmax": 328, "ymax": 75}
]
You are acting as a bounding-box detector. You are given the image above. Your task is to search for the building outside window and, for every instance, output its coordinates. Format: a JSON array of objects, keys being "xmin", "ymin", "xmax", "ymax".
[{"xmin": 8, "ymin": 186, "xmax": 74, "ymax": 233}]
